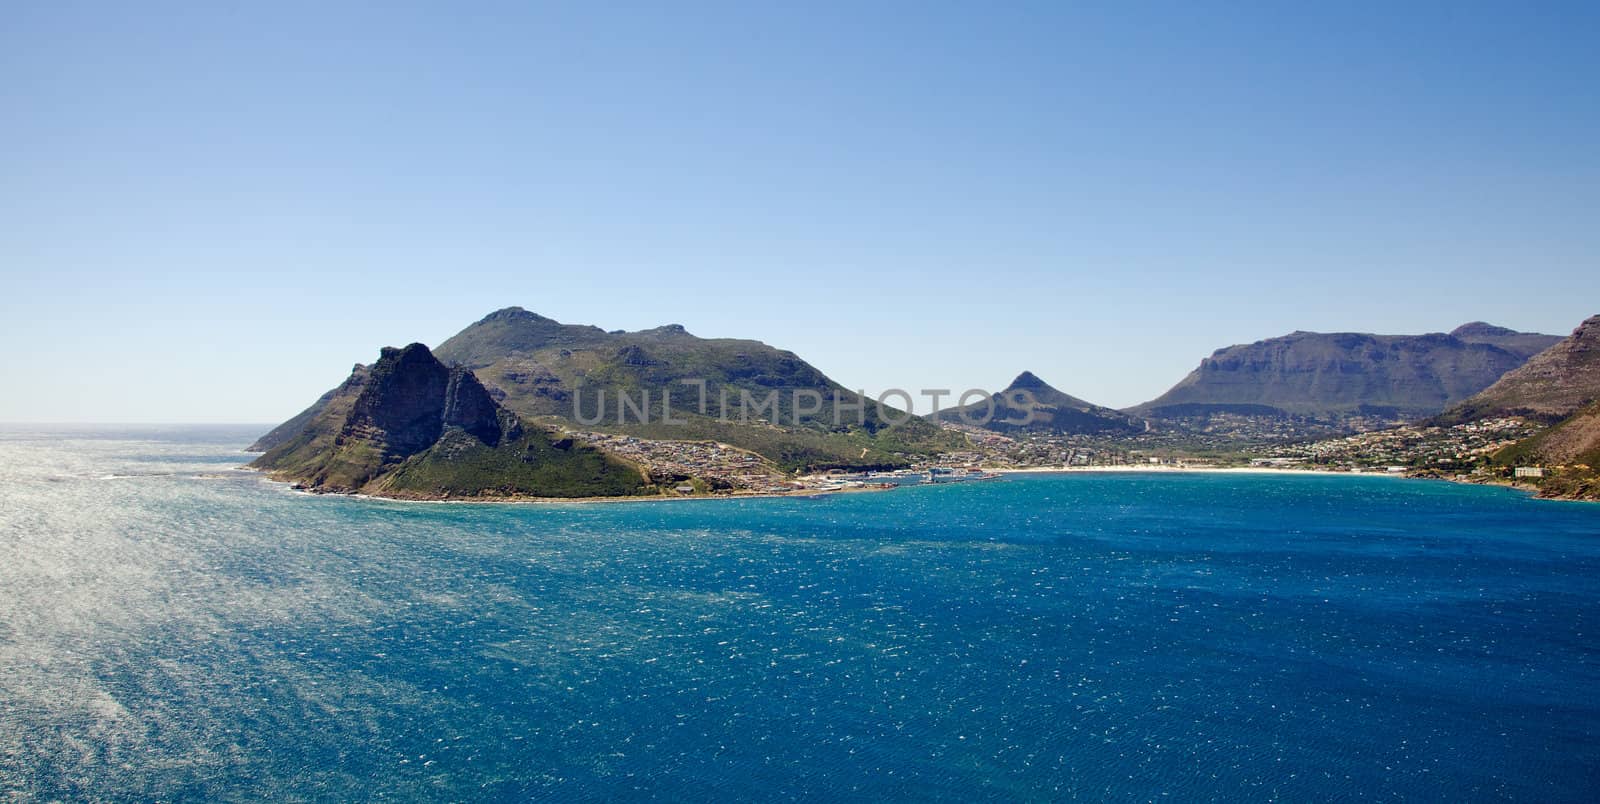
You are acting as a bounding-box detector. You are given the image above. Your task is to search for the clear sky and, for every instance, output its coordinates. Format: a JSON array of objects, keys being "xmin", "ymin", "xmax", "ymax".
[{"xmin": 3, "ymin": 1, "xmax": 1598, "ymax": 423}]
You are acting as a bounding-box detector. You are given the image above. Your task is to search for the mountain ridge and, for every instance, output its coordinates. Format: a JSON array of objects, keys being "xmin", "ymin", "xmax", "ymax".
[
  {"xmin": 1434, "ymin": 315, "xmax": 1600, "ymax": 426},
  {"xmin": 258, "ymin": 308, "xmax": 961, "ymax": 473},
  {"xmin": 250, "ymin": 312, "xmax": 1578, "ymax": 498},
  {"xmin": 1130, "ymin": 323, "xmax": 1559, "ymax": 428}
]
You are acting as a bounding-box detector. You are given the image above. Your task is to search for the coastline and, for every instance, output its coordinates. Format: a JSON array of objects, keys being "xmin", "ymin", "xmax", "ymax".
[
  {"xmin": 248, "ymin": 465, "xmax": 895, "ymax": 506},
  {"xmin": 989, "ymin": 465, "xmax": 1337, "ymax": 476},
  {"xmin": 249, "ymin": 464, "xmax": 1384, "ymax": 507},
  {"xmin": 248, "ymin": 462, "xmax": 1593, "ymax": 506}
]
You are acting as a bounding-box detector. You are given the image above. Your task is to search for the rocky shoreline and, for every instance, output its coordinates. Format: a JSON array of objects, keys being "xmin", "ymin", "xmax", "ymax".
[{"xmin": 255, "ymin": 465, "xmax": 895, "ymax": 505}]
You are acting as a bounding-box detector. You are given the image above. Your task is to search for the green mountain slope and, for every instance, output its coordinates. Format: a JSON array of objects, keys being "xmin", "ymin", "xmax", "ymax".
[
  {"xmin": 251, "ymin": 343, "xmax": 647, "ymax": 499},
  {"xmin": 1492, "ymin": 399, "xmax": 1600, "ymax": 502},
  {"xmin": 1497, "ymin": 401, "xmax": 1600, "ymax": 469},
  {"xmin": 429, "ymin": 307, "xmax": 960, "ymax": 470}
]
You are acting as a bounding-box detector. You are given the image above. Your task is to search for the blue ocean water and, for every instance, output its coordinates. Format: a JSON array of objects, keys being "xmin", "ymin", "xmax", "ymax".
[{"xmin": 1, "ymin": 426, "xmax": 1598, "ymax": 801}]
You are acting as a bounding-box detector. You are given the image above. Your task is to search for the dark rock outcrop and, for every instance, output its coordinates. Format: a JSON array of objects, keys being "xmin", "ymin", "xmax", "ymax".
[
  {"xmin": 250, "ymin": 343, "xmax": 644, "ymax": 499},
  {"xmin": 443, "ymin": 366, "xmax": 515, "ymax": 446},
  {"xmin": 345, "ymin": 344, "xmax": 453, "ymax": 460}
]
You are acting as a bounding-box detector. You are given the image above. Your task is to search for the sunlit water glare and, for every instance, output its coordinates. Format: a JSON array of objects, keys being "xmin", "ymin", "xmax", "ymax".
[{"xmin": 1, "ymin": 426, "xmax": 1597, "ymax": 800}]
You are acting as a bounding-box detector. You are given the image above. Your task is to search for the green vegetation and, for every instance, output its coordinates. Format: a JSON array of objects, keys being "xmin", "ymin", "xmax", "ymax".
[
  {"xmin": 251, "ymin": 309, "xmax": 1599, "ymax": 500},
  {"xmin": 372, "ymin": 428, "xmax": 646, "ymax": 499},
  {"xmin": 1491, "ymin": 400, "xmax": 1600, "ymax": 500},
  {"xmin": 431, "ymin": 307, "xmax": 960, "ymax": 470},
  {"xmin": 252, "ymin": 343, "xmax": 648, "ymax": 499}
]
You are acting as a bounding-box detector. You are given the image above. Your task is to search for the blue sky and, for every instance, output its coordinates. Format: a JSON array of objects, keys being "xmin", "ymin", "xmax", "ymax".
[{"xmin": 3, "ymin": 1, "xmax": 1597, "ymax": 422}]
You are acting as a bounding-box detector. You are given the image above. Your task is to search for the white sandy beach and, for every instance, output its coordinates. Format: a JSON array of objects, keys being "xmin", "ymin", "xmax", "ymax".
[{"xmin": 990, "ymin": 465, "xmax": 1366, "ymax": 477}]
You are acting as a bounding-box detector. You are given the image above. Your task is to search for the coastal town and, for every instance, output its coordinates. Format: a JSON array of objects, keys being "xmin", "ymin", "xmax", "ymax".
[
  {"xmin": 566, "ymin": 431, "xmax": 793, "ymax": 494},
  {"xmin": 559, "ymin": 427, "xmax": 1010, "ymax": 496},
  {"xmin": 1249, "ymin": 417, "xmax": 1539, "ymax": 474},
  {"xmin": 552, "ymin": 414, "xmax": 1562, "ymax": 499}
]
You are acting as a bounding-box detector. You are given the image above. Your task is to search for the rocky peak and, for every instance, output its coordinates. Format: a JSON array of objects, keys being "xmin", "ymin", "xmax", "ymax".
[
  {"xmin": 1529, "ymin": 314, "xmax": 1600, "ymax": 361},
  {"xmin": 1451, "ymin": 322, "xmax": 1518, "ymax": 338},
  {"xmin": 345, "ymin": 343, "xmax": 519, "ymax": 460},
  {"xmin": 477, "ymin": 307, "xmax": 554, "ymax": 325},
  {"xmin": 349, "ymin": 344, "xmax": 451, "ymax": 455},
  {"xmin": 936, "ymin": 369, "xmax": 1142, "ymax": 435},
  {"xmin": 434, "ymin": 308, "xmax": 615, "ymax": 368},
  {"xmin": 444, "ymin": 367, "xmax": 513, "ymax": 445},
  {"xmin": 1571, "ymin": 315, "xmax": 1600, "ymax": 344},
  {"xmin": 638, "ymin": 323, "xmax": 693, "ymax": 337},
  {"xmin": 1007, "ymin": 371, "xmax": 1051, "ymax": 391}
]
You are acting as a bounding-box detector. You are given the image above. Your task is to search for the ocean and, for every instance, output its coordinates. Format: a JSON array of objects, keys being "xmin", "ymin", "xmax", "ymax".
[{"xmin": 1, "ymin": 425, "xmax": 1597, "ymax": 801}]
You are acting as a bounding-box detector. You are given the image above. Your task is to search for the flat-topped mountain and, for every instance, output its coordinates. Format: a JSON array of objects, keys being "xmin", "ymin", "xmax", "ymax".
[
  {"xmin": 256, "ymin": 308, "xmax": 960, "ymax": 473},
  {"xmin": 1434, "ymin": 315, "xmax": 1600, "ymax": 425},
  {"xmin": 1130, "ymin": 323, "xmax": 1559, "ymax": 428},
  {"xmin": 935, "ymin": 372, "xmax": 1145, "ymax": 435},
  {"xmin": 251, "ymin": 343, "xmax": 647, "ymax": 499}
]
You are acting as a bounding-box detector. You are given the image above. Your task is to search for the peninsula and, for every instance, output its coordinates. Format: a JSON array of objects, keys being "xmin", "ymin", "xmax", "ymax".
[{"xmin": 249, "ymin": 311, "xmax": 1598, "ymax": 502}]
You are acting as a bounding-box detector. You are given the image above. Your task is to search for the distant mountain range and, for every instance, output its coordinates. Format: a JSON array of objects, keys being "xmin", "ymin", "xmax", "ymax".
[
  {"xmin": 257, "ymin": 307, "xmax": 960, "ymax": 474},
  {"xmin": 934, "ymin": 372, "xmax": 1145, "ymax": 435},
  {"xmin": 250, "ymin": 310, "xmax": 1588, "ymax": 499},
  {"xmin": 1129, "ymin": 323, "xmax": 1560, "ymax": 428}
]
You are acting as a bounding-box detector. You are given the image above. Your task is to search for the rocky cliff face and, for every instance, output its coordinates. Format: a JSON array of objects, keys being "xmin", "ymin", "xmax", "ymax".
[
  {"xmin": 1132, "ymin": 324, "xmax": 1560, "ymax": 427},
  {"xmin": 443, "ymin": 366, "xmax": 515, "ymax": 446},
  {"xmin": 250, "ymin": 343, "xmax": 644, "ymax": 499},
  {"xmin": 339, "ymin": 346, "xmax": 518, "ymax": 455},
  {"xmin": 343, "ymin": 344, "xmax": 455, "ymax": 459}
]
